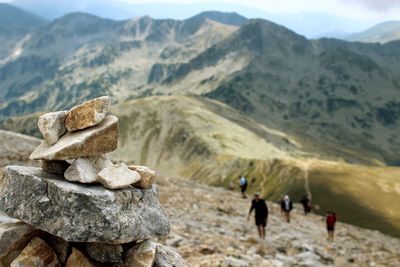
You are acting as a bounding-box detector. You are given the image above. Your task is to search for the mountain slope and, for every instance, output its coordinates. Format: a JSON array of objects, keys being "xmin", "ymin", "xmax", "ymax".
[
  {"xmin": 0, "ymin": 3, "xmax": 46, "ymax": 60},
  {"xmin": 347, "ymin": 21, "xmax": 400, "ymax": 43}
]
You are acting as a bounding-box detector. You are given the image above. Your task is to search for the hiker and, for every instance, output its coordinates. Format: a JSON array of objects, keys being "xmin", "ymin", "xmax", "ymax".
[
  {"xmin": 300, "ymin": 195, "xmax": 312, "ymax": 215},
  {"xmin": 280, "ymin": 195, "xmax": 293, "ymax": 223},
  {"xmin": 247, "ymin": 193, "xmax": 269, "ymax": 239},
  {"xmin": 326, "ymin": 211, "xmax": 337, "ymax": 241},
  {"xmin": 239, "ymin": 175, "xmax": 248, "ymax": 198}
]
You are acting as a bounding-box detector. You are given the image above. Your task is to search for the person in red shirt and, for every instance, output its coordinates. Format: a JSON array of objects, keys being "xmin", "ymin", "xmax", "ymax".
[{"xmin": 326, "ymin": 211, "xmax": 337, "ymax": 241}]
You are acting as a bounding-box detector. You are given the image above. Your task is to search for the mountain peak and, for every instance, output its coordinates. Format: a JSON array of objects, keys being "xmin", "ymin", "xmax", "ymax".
[
  {"xmin": 0, "ymin": 3, "xmax": 46, "ymax": 28},
  {"xmin": 187, "ymin": 11, "xmax": 247, "ymax": 26}
]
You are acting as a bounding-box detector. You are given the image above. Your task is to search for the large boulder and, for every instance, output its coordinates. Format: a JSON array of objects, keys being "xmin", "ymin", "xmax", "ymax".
[
  {"xmin": 30, "ymin": 115, "xmax": 119, "ymax": 160},
  {"xmin": 97, "ymin": 163, "xmax": 141, "ymax": 189},
  {"xmin": 38, "ymin": 111, "xmax": 68, "ymax": 146},
  {"xmin": 64, "ymin": 156, "xmax": 113, "ymax": 184},
  {"xmin": 65, "ymin": 96, "xmax": 111, "ymax": 132},
  {"xmin": 10, "ymin": 237, "xmax": 60, "ymax": 267},
  {"xmin": 0, "ymin": 166, "xmax": 170, "ymax": 243}
]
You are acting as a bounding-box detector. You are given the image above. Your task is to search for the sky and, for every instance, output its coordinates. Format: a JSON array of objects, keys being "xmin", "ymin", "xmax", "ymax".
[{"xmin": 115, "ymin": 0, "xmax": 400, "ymax": 20}]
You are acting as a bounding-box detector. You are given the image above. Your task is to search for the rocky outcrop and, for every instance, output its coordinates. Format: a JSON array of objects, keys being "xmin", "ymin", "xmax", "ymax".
[
  {"xmin": 65, "ymin": 96, "xmax": 111, "ymax": 131},
  {"xmin": 0, "ymin": 96, "xmax": 186, "ymax": 267},
  {"xmin": 0, "ymin": 166, "xmax": 170, "ymax": 243}
]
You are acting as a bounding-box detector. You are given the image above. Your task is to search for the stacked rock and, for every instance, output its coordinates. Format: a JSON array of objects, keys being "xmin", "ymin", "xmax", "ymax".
[{"xmin": 0, "ymin": 97, "xmax": 189, "ymax": 267}]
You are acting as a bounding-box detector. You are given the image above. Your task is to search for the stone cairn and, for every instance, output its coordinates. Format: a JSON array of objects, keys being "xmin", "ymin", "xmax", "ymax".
[{"xmin": 0, "ymin": 96, "xmax": 189, "ymax": 266}]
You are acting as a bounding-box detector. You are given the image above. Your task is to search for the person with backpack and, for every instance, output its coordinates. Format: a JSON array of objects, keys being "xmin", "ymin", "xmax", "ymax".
[
  {"xmin": 300, "ymin": 195, "xmax": 312, "ymax": 215},
  {"xmin": 326, "ymin": 211, "xmax": 337, "ymax": 241},
  {"xmin": 280, "ymin": 195, "xmax": 293, "ymax": 222},
  {"xmin": 247, "ymin": 193, "xmax": 269, "ymax": 239},
  {"xmin": 239, "ymin": 175, "xmax": 248, "ymax": 198}
]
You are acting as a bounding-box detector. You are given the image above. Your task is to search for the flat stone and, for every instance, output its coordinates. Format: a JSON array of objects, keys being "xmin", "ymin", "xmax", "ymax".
[
  {"xmin": 41, "ymin": 160, "xmax": 70, "ymax": 175},
  {"xmin": 65, "ymin": 248, "xmax": 94, "ymax": 267},
  {"xmin": 38, "ymin": 111, "xmax": 68, "ymax": 145},
  {"xmin": 0, "ymin": 166, "xmax": 170, "ymax": 243},
  {"xmin": 30, "ymin": 115, "xmax": 119, "ymax": 160},
  {"xmin": 86, "ymin": 243, "xmax": 123, "ymax": 263},
  {"xmin": 0, "ymin": 222, "xmax": 36, "ymax": 266},
  {"xmin": 129, "ymin": 165, "xmax": 156, "ymax": 189},
  {"xmin": 10, "ymin": 237, "xmax": 60, "ymax": 267},
  {"xmin": 65, "ymin": 96, "xmax": 111, "ymax": 132},
  {"xmin": 97, "ymin": 163, "xmax": 140, "ymax": 189},
  {"xmin": 118, "ymin": 240, "xmax": 157, "ymax": 267},
  {"xmin": 153, "ymin": 243, "xmax": 190, "ymax": 267},
  {"xmin": 64, "ymin": 156, "xmax": 113, "ymax": 184}
]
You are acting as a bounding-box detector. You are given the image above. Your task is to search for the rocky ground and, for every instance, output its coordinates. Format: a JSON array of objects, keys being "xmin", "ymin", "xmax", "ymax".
[{"xmin": 157, "ymin": 175, "xmax": 400, "ymax": 267}]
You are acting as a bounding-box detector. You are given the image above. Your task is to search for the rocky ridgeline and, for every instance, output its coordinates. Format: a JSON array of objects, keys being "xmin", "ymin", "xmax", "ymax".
[{"xmin": 0, "ymin": 97, "xmax": 189, "ymax": 267}]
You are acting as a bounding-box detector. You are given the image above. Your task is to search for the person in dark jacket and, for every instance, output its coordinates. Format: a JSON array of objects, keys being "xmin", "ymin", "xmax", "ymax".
[
  {"xmin": 280, "ymin": 195, "xmax": 293, "ymax": 223},
  {"xmin": 300, "ymin": 195, "xmax": 312, "ymax": 215},
  {"xmin": 247, "ymin": 193, "xmax": 269, "ymax": 239},
  {"xmin": 326, "ymin": 211, "xmax": 337, "ymax": 241},
  {"xmin": 239, "ymin": 175, "xmax": 248, "ymax": 198}
]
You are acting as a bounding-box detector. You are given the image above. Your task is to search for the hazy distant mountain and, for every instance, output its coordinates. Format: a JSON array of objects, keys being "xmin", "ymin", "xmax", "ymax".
[
  {"xmin": 11, "ymin": 0, "xmax": 375, "ymax": 38},
  {"xmin": 0, "ymin": 3, "xmax": 46, "ymax": 59},
  {"xmin": 347, "ymin": 21, "xmax": 400, "ymax": 43}
]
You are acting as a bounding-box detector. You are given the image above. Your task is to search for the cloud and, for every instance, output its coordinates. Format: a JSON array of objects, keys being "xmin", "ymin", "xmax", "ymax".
[{"xmin": 343, "ymin": 0, "xmax": 400, "ymax": 11}]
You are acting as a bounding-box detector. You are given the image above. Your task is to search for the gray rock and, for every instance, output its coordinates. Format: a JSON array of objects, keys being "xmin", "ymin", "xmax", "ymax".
[
  {"xmin": 41, "ymin": 160, "xmax": 70, "ymax": 175},
  {"xmin": 97, "ymin": 163, "xmax": 141, "ymax": 189},
  {"xmin": 64, "ymin": 156, "xmax": 112, "ymax": 184},
  {"xmin": 65, "ymin": 96, "xmax": 111, "ymax": 132},
  {"xmin": 38, "ymin": 111, "xmax": 68, "ymax": 145},
  {"xmin": 118, "ymin": 240, "xmax": 157, "ymax": 267},
  {"xmin": 153, "ymin": 243, "xmax": 190, "ymax": 267},
  {"xmin": 86, "ymin": 243, "xmax": 123, "ymax": 263},
  {"xmin": 0, "ymin": 222, "xmax": 36, "ymax": 266},
  {"xmin": 0, "ymin": 166, "xmax": 170, "ymax": 243},
  {"xmin": 30, "ymin": 115, "xmax": 119, "ymax": 160}
]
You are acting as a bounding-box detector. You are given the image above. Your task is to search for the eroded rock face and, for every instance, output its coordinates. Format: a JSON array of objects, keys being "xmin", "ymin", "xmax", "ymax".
[
  {"xmin": 118, "ymin": 240, "xmax": 157, "ymax": 267},
  {"xmin": 0, "ymin": 166, "xmax": 170, "ymax": 243},
  {"xmin": 65, "ymin": 96, "xmax": 111, "ymax": 132},
  {"xmin": 30, "ymin": 115, "xmax": 119, "ymax": 160},
  {"xmin": 97, "ymin": 163, "xmax": 141, "ymax": 189},
  {"xmin": 64, "ymin": 156, "xmax": 113, "ymax": 184},
  {"xmin": 153, "ymin": 243, "xmax": 190, "ymax": 267},
  {"xmin": 0, "ymin": 222, "xmax": 36, "ymax": 266},
  {"xmin": 38, "ymin": 111, "xmax": 68, "ymax": 146},
  {"xmin": 10, "ymin": 237, "xmax": 60, "ymax": 267},
  {"xmin": 65, "ymin": 248, "xmax": 94, "ymax": 267},
  {"xmin": 129, "ymin": 165, "xmax": 156, "ymax": 189},
  {"xmin": 86, "ymin": 243, "xmax": 123, "ymax": 263}
]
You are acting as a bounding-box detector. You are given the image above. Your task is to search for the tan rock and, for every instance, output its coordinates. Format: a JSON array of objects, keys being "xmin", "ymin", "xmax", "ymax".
[
  {"xmin": 0, "ymin": 222, "xmax": 36, "ymax": 266},
  {"xmin": 30, "ymin": 115, "xmax": 119, "ymax": 160},
  {"xmin": 41, "ymin": 160, "xmax": 70, "ymax": 175},
  {"xmin": 10, "ymin": 237, "xmax": 60, "ymax": 267},
  {"xmin": 128, "ymin": 165, "xmax": 156, "ymax": 189},
  {"xmin": 38, "ymin": 111, "xmax": 68, "ymax": 145},
  {"xmin": 65, "ymin": 96, "xmax": 111, "ymax": 132},
  {"xmin": 65, "ymin": 248, "xmax": 94, "ymax": 267},
  {"xmin": 118, "ymin": 240, "xmax": 157, "ymax": 267},
  {"xmin": 64, "ymin": 156, "xmax": 113, "ymax": 183},
  {"xmin": 97, "ymin": 163, "xmax": 140, "ymax": 189},
  {"xmin": 49, "ymin": 236, "xmax": 69, "ymax": 265}
]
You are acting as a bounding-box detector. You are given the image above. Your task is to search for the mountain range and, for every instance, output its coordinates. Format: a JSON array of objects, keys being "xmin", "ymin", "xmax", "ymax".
[
  {"xmin": 346, "ymin": 21, "xmax": 400, "ymax": 44},
  {"xmin": 0, "ymin": 5, "xmax": 400, "ymax": 237}
]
